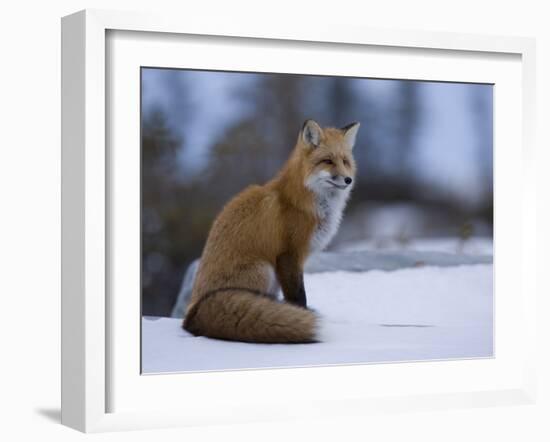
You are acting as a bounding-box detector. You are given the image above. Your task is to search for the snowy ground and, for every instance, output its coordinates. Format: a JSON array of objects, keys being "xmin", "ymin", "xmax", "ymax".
[{"xmin": 143, "ymin": 264, "xmax": 493, "ymax": 374}]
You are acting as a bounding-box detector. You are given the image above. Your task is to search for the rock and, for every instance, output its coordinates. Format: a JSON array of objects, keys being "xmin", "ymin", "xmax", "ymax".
[
  {"xmin": 304, "ymin": 250, "xmax": 492, "ymax": 273},
  {"xmin": 170, "ymin": 259, "xmax": 200, "ymax": 318}
]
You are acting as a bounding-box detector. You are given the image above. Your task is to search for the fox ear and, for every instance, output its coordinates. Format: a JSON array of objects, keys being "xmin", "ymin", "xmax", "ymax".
[
  {"xmin": 341, "ymin": 122, "xmax": 360, "ymax": 150},
  {"xmin": 302, "ymin": 119, "xmax": 323, "ymax": 147}
]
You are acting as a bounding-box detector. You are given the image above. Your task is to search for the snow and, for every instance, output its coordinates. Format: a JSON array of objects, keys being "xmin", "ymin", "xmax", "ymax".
[{"xmin": 143, "ymin": 264, "xmax": 493, "ymax": 373}]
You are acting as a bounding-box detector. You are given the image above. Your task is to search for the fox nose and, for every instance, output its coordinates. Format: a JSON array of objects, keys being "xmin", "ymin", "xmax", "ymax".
[{"xmin": 344, "ymin": 177, "xmax": 353, "ymax": 185}]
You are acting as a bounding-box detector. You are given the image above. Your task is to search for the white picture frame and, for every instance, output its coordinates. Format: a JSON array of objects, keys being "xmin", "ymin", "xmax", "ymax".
[{"xmin": 61, "ymin": 9, "xmax": 537, "ymax": 433}]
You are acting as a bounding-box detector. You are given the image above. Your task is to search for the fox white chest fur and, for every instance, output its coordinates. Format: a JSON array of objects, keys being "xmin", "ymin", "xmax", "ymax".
[
  {"xmin": 306, "ymin": 170, "xmax": 352, "ymax": 252},
  {"xmin": 310, "ymin": 190, "xmax": 350, "ymax": 251}
]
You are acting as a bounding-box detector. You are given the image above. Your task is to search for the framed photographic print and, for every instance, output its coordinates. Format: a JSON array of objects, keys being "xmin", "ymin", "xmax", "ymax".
[{"xmin": 61, "ymin": 9, "xmax": 537, "ymax": 432}]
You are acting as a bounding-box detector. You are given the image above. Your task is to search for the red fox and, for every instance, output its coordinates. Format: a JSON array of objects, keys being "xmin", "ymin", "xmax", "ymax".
[{"xmin": 183, "ymin": 120, "xmax": 360, "ymax": 343}]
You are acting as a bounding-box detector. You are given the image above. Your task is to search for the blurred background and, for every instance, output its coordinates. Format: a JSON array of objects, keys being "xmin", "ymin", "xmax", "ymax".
[{"xmin": 141, "ymin": 68, "xmax": 493, "ymax": 317}]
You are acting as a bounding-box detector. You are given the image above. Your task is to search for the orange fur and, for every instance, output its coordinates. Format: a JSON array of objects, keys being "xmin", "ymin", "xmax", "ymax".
[{"xmin": 183, "ymin": 120, "xmax": 359, "ymax": 343}]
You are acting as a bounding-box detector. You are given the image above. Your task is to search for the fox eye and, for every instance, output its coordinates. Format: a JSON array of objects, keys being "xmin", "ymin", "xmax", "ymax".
[
  {"xmin": 322, "ymin": 158, "xmax": 334, "ymax": 165},
  {"xmin": 343, "ymin": 159, "xmax": 350, "ymax": 166}
]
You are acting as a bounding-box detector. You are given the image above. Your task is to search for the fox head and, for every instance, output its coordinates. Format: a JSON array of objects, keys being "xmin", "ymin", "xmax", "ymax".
[{"xmin": 299, "ymin": 119, "xmax": 360, "ymax": 196}]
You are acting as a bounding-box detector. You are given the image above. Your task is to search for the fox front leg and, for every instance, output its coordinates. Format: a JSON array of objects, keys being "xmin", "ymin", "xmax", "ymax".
[{"xmin": 275, "ymin": 253, "xmax": 307, "ymax": 308}]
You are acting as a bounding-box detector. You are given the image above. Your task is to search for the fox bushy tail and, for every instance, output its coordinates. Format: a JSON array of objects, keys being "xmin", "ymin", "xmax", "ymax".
[{"xmin": 183, "ymin": 290, "xmax": 318, "ymax": 343}]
